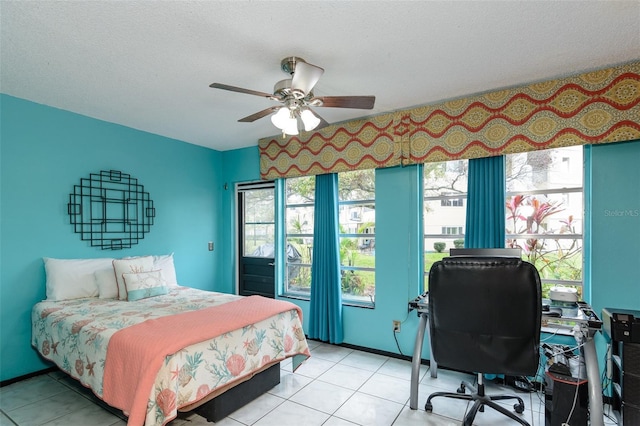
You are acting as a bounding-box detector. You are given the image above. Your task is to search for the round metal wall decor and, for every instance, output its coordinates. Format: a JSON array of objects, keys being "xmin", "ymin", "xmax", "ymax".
[{"xmin": 68, "ymin": 170, "xmax": 155, "ymax": 250}]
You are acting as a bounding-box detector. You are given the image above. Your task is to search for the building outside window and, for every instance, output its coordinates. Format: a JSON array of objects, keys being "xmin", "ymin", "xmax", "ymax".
[
  {"xmin": 442, "ymin": 226, "xmax": 463, "ymax": 235},
  {"xmin": 424, "ymin": 160, "xmax": 468, "ymax": 287},
  {"xmin": 441, "ymin": 197, "xmax": 464, "ymax": 207},
  {"xmin": 284, "ymin": 170, "xmax": 376, "ymax": 305}
]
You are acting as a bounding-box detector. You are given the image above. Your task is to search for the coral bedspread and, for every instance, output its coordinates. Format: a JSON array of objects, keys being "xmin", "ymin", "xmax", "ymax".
[{"xmin": 32, "ymin": 287, "xmax": 310, "ymax": 426}]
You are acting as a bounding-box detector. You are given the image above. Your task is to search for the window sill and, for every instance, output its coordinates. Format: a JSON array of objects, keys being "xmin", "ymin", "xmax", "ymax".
[{"xmin": 279, "ymin": 293, "xmax": 375, "ymax": 309}]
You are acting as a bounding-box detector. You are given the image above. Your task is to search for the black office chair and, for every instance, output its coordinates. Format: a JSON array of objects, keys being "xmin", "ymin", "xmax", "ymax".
[{"xmin": 425, "ymin": 256, "xmax": 542, "ymax": 426}]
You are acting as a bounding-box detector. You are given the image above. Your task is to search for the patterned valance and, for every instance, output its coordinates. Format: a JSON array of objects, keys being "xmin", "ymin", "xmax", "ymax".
[
  {"xmin": 259, "ymin": 113, "xmax": 401, "ymax": 179},
  {"xmin": 260, "ymin": 61, "xmax": 640, "ymax": 179}
]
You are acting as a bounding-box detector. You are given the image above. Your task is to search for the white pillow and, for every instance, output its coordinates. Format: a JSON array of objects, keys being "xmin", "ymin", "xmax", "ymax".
[
  {"xmin": 44, "ymin": 257, "xmax": 114, "ymax": 301},
  {"xmin": 153, "ymin": 253, "xmax": 178, "ymax": 287},
  {"xmin": 123, "ymin": 270, "xmax": 168, "ymax": 301},
  {"xmin": 112, "ymin": 256, "xmax": 154, "ymax": 300},
  {"xmin": 95, "ymin": 268, "xmax": 118, "ymax": 299}
]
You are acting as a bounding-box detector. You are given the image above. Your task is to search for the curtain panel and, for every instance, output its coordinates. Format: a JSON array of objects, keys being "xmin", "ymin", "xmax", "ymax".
[
  {"xmin": 260, "ymin": 61, "xmax": 640, "ymax": 179},
  {"xmin": 308, "ymin": 173, "xmax": 344, "ymax": 344},
  {"xmin": 464, "ymin": 156, "xmax": 506, "ymax": 249}
]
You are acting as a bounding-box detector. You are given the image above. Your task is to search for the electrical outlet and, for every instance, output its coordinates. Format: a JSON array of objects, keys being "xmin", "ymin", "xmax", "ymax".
[{"xmin": 393, "ymin": 320, "xmax": 401, "ymax": 333}]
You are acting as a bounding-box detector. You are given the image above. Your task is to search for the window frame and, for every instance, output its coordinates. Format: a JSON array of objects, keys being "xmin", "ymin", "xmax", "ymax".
[
  {"xmin": 422, "ymin": 149, "xmax": 585, "ymax": 295},
  {"xmin": 423, "ymin": 160, "xmax": 469, "ymax": 289},
  {"xmin": 283, "ymin": 177, "xmax": 315, "ymax": 298},
  {"xmin": 505, "ymin": 184, "xmax": 584, "ymax": 294},
  {"xmin": 338, "ymin": 196, "xmax": 376, "ymax": 307},
  {"xmin": 504, "ymin": 146, "xmax": 584, "ymax": 297},
  {"xmin": 282, "ymin": 171, "xmax": 376, "ymax": 307}
]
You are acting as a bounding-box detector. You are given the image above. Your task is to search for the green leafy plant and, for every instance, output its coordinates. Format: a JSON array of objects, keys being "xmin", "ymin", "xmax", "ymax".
[
  {"xmin": 506, "ymin": 195, "xmax": 581, "ymax": 286},
  {"xmin": 341, "ymin": 270, "xmax": 364, "ymax": 295},
  {"xmin": 434, "ymin": 242, "xmax": 446, "ymax": 253}
]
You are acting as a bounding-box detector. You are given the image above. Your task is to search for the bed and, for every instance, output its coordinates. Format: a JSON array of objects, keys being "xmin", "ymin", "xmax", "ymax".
[{"xmin": 31, "ymin": 255, "xmax": 310, "ymax": 426}]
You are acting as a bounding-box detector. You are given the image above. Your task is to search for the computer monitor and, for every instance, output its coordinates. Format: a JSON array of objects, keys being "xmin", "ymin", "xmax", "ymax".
[{"xmin": 449, "ymin": 248, "xmax": 522, "ymax": 257}]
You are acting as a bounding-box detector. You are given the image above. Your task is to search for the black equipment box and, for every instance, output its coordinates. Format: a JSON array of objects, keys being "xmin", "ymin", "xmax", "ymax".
[
  {"xmin": 545, "ymin": 371, "xmax": 588, "ymax": 426},
  {"xmin": 603, "ymin": 308, "xmax": 640, "ymax": 344}
]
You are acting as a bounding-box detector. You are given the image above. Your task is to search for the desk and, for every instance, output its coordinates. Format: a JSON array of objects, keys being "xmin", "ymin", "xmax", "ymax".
[{"xmin": 408, "ymin": 294, "xmax": 604, "ymax": 426}]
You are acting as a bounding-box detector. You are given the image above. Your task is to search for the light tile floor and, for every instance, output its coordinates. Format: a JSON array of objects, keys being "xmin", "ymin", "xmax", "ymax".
[{"xmin": 0, "ymin": 340, "xmax": 620, "ymax": 425}]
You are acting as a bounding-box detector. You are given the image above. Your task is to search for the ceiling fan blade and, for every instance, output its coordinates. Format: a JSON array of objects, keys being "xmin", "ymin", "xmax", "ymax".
[
  {"xmin": 291, "ymin": 62, "xmax": 324, "ymax": 95},
  {"xmin": 209, "ymin": 83, "xmax": 275, "ymax": 99},
  {"xmin": 238, "ymin": 106, "xmax": 281, "ymax": 123},
  {"xmin": 314, "ymin": 96, "xmax": 376, "ymax": 109}
]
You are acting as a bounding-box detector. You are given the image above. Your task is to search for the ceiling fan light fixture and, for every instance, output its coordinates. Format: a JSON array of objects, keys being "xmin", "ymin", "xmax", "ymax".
[
  {"xmin": 270, "ymin": 107, "xmax": 292, "ymax": 129},
  {"xmin": 283, "ymin": 118, "xmax": 299, "ymax": 136},
  {"xmin": 300, "ymin": 108, "xmax": 321, "ymax": 131},
  {"xmin": 271, "ymin": 107, "xmax": 299, "ymax": 136}
]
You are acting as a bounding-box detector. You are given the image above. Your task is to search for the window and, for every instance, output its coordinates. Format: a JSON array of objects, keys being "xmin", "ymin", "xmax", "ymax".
[
  {"xmin": 442, "ymin": 226, "xmax": 463, "ymax": 235},
  {"xmin": 424, "ymin": 160, "xmax": 468, "ymax": 286},
  {"xmin": 506, "ymin": 146, "xmax": 583, "ymax": 298},
  {"xmin": 284, "ymin": 170, "xmax": 376, "ymax": 305},
  {"xmin": 284, "ymin": 176, "xmax": 315, "ymax": 296},
  {"xmin": 338, "ymin": 170, "xmax": 376, "ymax": 304},
  {"xmin": 239, "ymin": 183, "xmax": 275, "ymax": 256},
  {"xmin": 441, "ymin": 197, "xmax": 464, "ymax": 207},
  {"xmin": 422, "ymin": 148, "xmax": 584, "ymax": 296}
]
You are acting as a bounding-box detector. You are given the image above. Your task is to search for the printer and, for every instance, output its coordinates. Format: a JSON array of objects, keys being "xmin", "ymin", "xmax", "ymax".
[{"xmin": 602, "ymin": 307, "xmax": 640, "ymax": 343}]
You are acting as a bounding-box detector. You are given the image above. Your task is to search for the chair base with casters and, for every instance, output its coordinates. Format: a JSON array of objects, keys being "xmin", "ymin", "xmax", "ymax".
[{"xmin": 425, "ymin": 372, "xmax": 529, "ymax": 426}]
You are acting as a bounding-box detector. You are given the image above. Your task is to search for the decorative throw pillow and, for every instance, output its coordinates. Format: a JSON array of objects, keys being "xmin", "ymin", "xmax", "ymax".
[
  {"xmin": 123, "ymin": 270, "xmax": 168, "ymax": 301},
  {"xmin": 112, "ymin": 256, "xmax": 154, "ymax": 300},
  {"xmin": 153, "ymin": 253, "xmax": 178, "ymax": 287},
  {"xmin": 95, "ymin": 268, "xmax": 118, "ymax": 299},
  {"xmin": 44, "ymin": 257, "xmax": 114, "ymax": 301}
]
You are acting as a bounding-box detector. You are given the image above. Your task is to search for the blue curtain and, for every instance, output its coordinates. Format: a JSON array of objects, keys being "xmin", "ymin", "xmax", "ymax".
[
  {"xmin": 465, "ymin": 156, "xmax": 506, "ymax": 248},
  {"xmin": 308, "ymin": 173, "xmax": 344, "ymax": 343}
]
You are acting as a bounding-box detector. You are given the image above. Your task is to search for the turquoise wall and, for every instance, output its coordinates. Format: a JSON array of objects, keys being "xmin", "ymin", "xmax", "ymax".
[
  {"xmin": 2, "ymin": 92, "xmax": 638, "ymax": 383},
  {"xmin": 342, "ymin": 165, "xmax": 423, "ymax": 354},
  {"xmin": 0, "ymin": 95, "xmax": 223, "ymax": 380},
  {"xmin": 589, "ymin": 139, "xmax": 640, "ymax": 368},
  {"xmin": 589, "ymin": 139, "xmax": 640, "ymax": 314},
  {"xmin": 217, "ymin": 146, "xmax": 261, "ymax": 294}
]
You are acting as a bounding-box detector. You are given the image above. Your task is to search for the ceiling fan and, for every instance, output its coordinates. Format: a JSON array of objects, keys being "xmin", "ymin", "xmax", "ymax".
[{"xmin": 209, "ymin": 56, "xmax": 375, "ymax": 137}]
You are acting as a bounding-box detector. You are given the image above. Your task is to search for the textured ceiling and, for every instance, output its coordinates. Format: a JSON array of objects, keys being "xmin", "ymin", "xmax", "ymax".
[{"xmin": 1, "ymin": 1, "xmax": 639, "ymax": 151}]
